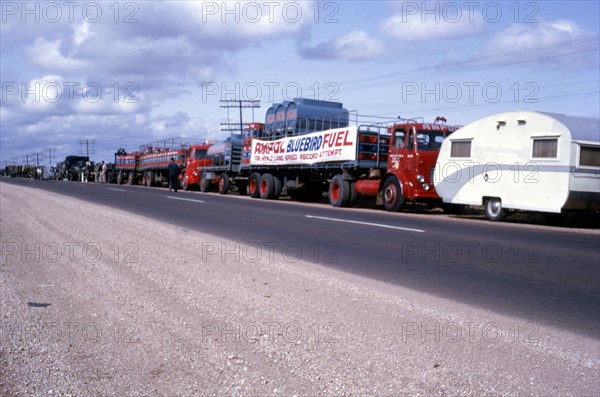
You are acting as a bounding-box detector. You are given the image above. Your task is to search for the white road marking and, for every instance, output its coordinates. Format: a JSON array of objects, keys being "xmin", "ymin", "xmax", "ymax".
[
  {"xmin": 108, "ymin": 187, "xmax": 127, "ymax": 192},
  {"xmin": 305, "ymin": 215, "xmax": 425, "ymax": 233},
  {"xmin": 167, "ymin": 196, "xmax": 205, "ymax": 203}
]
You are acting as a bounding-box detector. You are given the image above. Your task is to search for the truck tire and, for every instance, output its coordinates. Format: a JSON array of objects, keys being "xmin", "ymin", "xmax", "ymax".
[
  {"xmin": 273, "ymin": 176, "xmax": 282, "ymax": 199},
  {"xmin": 484, "ymin": 198, "xmax": 506, "ymax": 221},
  {"xmin": 218, "ymin": 173, "xmax": 230, "ymax": 195},
  {"xmin": 248, "ymin": 173, "xmax": 261, "ymax": 198},
  {"xmin": 382, "ymin": 176, "xmax": 405, "ymax": 212},
  {"xmin": 181, "ymin": 172, "xmax": 190, "ymax": 191},
  {"xmin": 146, "ymin": 171, "xmax": 154, "ymax": 187},
  {"xmin": 200, "ymin": 172, "xmax": 211, "ymax": 193},
  {"xmin": 329, "ymin": 175, "xmax": 350, "ymax": 207},
  {"xmin": 127, "ymin": 173, "xmax": 134, "ymax": 185},
  {"xmin": 259, "ymin": 173, "xmax": 275, "ymax": 200},
  {"xmin": 117, "ymin": 171, "xmax": 123, "ymax": 185},
  {"xmin": 349, "ymin": 181, "xmax": 358, "ymax": 206}
]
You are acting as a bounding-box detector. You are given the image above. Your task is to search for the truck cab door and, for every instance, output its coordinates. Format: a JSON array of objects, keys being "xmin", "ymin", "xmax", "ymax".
[{"xmin": 388, "ymin": 128, "xmax": 406, "ymax": 172}]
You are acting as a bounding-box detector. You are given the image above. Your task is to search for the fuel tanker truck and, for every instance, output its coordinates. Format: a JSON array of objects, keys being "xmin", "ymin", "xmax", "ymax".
[{"xmin": 198, "ymin": 98, "xmax": 460, "ymax": 212}]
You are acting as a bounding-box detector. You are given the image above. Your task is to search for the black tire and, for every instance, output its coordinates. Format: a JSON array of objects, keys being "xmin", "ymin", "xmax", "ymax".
[
  {"xmin": 484, "ymin": 198, "xmax": 506, "ymax": 221},
  {"xmin": 218, "ymin": 173, "xmax": 230, "ymax": 195},
  {"xmin": 181, "ymin": 172, "xmax": 190, "ymax": 191},
  {"xmin": 248, "ymin": 173, "xmax": 261, "ymax": 198},
  {"xmin": 117, "ymin": 171, "xmax": 123, "ymax": 185},
  {"xmin": 329, "ymin": 175, "xmax": 350, "ymax": 207},
  {"xmin": 382, "ymin": 176, "xmax": 405, "ymax": 212},
  {"xmin": 199, "ymin": 172, "xmax": 211, "ymax": 193},
  {"xmin": 349, "ymin": 181, "xmax": 358, "ymax": 206},
  {"xmin": 273, "ymin": 176, "xmax": 282, "ymax": 199},
  {"xmin": 259, "ymin": 173, "xmax": 275, "ymax": 200}
]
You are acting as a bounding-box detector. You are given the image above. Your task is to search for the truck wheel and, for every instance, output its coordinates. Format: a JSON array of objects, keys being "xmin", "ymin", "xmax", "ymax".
[
  {"xmin": 117, "ymin": 171, "xmax": 123, "ymax": 185},
  {"xmin": 349, "ymin": 181, "xmax": 358, "ymax": 205},
  {"xmin": 182, "ymin": 172, "xmax": 190, "ymax": 191},
  {"xmin": 200, "ymin": 173, "xmax": 211, "ymax": 193},
  {"xmin": 259, "ymin": 173, "xmax": 275, "ymax": 199},
  {"xmin": 146, "ymin": 171, "xmax": 154, "ymax": 187},
  {"xmin": 248, "ymin": 173, "xmax": 261, "ymax": 198},
  {"xmin": 484, "ymin": 198, "xmax": 506, "ymax": 221},
  {"xmin": 329, "ymin": 175, "xmax": 350, "ymax": 207},
  {"xmin": 273, "ymin": 176, "xmax": 282, "ymax": 199},
  {"xmin": 218, "ymin": 173, "xmax": 230, "ymax": 195},
  {"xmin": 127, "ymin": 173, "xmax": 134, "ymax": 185},
  {"xmin": 382, "ymin": 176, "xmax": 405, "ymax": 212}
]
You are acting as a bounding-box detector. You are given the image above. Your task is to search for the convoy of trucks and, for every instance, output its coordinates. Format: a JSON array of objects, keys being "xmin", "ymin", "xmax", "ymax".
[
  {"xmin": 118, "ymin": 98, "xmax": 460, "ymax": 213},
  {"xmin": 6, "ymin": 98, "xmax": 598, "ymax": 221},
  {"xmin": 114, "ymin": 140, "xmax": 212, "ymax": 188}
]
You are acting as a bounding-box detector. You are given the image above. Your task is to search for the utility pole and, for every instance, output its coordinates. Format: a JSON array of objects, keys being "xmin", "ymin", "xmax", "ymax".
[
  {"xmin": 78, "ymin": 139, "xmax": 97, "ymax": 158},
  {"xmin": 45, "ymin": 148, "xmax": 57, "ymax": 166},
  {"xmin": 220, "ymin": 100, "xmax": 260, "ymax": 133}
]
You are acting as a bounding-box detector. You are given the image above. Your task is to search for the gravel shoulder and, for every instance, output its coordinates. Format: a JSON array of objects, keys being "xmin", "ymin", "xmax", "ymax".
[{"xmin": 1, "ymin": 182, "xmax": 598, "ymax": 396}]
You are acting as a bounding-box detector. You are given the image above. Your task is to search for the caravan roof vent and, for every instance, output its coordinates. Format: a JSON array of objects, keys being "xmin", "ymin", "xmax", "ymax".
[
  {"xmin": 517, "ymin": 115, "xmax": 528, "ymax": 125},
  {"xmin": 496, "ymin": 117, "xmax": 507, "ymax": 130}
]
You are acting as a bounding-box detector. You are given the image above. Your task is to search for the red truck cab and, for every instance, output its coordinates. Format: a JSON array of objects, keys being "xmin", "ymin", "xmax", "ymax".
[
  {"xmin": 381, "ymin": 121, "xmax": 459, "ymax": 210},
  {"xmin": 180, "ymin": 142, "xmax": 213, "ymax": 190}
]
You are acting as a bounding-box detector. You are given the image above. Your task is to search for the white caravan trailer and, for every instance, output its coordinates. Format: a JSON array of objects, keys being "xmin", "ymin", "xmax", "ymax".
[{"xmin": 434, "ymin": 111, "xmax": 600, "ymax": 221}]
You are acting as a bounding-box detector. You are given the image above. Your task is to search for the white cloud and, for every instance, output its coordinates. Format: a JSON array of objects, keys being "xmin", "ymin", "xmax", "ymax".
[
  {"xmin": 26, "ymin": 38, "xmax": 91, "ymax": 73},
  {"xmin": 300, "ymin": 31, "xmax": 385, "ymax": 61},
  {"xmin": 73, "ymin": 21, "xmax": 94, "ymax": 47},
  {"xmin": 485, "ymin": 19, "xmax": 596, "ymax": 69},
  {"xmin": 381, "ymin": 10, "xmax": 485, "ymax": 41},
  {"xmin": 487, "ymin": 19, "xmax": 586, "ymax": 51}
]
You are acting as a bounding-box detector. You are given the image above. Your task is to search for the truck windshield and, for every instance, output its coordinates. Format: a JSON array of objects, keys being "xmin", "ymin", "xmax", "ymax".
[
  {"xmin": 416, "ymin": 130, "xmax": 445, "ymax": 151},
  {"xmin": 195, "ymin": 149, "xmax": 208, "ymax": 159}
]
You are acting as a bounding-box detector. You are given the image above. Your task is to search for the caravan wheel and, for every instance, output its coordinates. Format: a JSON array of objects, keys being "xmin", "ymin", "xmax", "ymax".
[{"xmin": 484, "ymin": 198, "xmax": 506, "ymax": 221}]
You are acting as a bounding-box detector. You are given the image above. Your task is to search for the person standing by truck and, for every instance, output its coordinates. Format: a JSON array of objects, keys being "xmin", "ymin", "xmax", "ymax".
[{"xmin": 167, "ymin": 157, "xmax": 179, "ymax": 192}]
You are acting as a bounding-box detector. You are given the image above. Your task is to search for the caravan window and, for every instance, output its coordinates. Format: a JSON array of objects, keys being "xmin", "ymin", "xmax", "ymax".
[
  {"xmin": 532, "ymin": 138, "xmax": 558, "ymax": 158},
  {"xmin": 450, "ymin": 141, "xmax": 471, "ymax": 158},
  {"xmin": 579, "ymin": 146, "xmax": 600, "ymax": 167}
]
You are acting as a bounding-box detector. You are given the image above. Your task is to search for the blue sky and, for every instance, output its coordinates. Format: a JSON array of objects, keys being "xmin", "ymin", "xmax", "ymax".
[{"xmin": 1, "ymin": 0, "xmax": 599, "ymax": 165}]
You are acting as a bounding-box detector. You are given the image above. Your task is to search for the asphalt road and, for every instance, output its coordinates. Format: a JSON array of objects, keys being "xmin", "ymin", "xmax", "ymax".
[{"xmin": 2, "ymin": 178, "xmax": 599, "ymax": 338}]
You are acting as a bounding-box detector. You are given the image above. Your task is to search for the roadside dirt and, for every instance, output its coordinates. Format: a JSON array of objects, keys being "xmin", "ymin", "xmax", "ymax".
[{"xmin": 1, "ymin": 182, "xmax": 598, "ymax": 396}]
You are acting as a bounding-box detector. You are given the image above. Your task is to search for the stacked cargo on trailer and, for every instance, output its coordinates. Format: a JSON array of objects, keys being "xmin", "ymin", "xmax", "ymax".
[
  {"xmin": 225, "ymin": 98, "xmax": 459, "ymax": 211},
  {"xmin": 115, "ymin": 139, "xmax": 212, "ymax": 188}
]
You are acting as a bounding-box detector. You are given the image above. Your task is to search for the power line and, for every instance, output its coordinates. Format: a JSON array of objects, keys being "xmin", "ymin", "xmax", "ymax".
[{"xmin": 78, "ymin": 140, "xmax": 97, "ymax": 157}]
